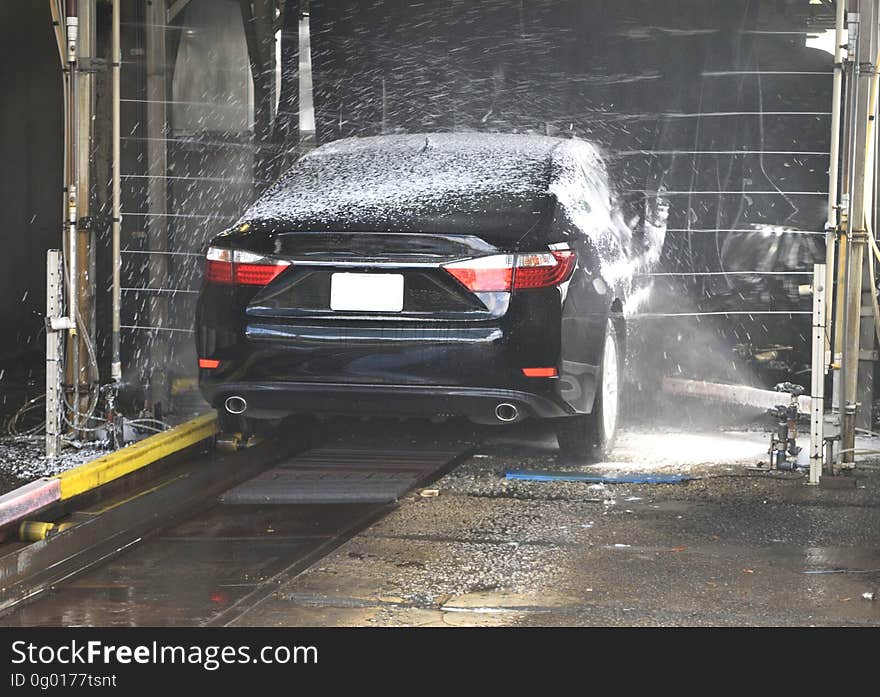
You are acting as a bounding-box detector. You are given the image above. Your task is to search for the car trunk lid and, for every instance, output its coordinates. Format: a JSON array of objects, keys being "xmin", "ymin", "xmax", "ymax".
[{"xmin": 246, "ymin": 232, "xmax": 510, "ymax": 321}]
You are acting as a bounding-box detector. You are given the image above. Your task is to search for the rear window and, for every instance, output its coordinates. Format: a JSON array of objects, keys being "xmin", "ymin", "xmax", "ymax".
[{"xmin": 243, "ymin": 136, "xmax": 558, "ymax": 244}]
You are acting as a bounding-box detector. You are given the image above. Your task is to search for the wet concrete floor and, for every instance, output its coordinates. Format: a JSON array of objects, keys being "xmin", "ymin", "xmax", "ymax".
[
  {"xmin": 3, "ymin": 417, "xmax": 880, "ymax": 627},
  {"xmin": 3, "ymin": 503, "xmax": 378, "ymax": 627},
  {"xmin": 0, "ymin": 425, "xmax": 473, "ymax": 627},
  {"xmin": 227, "ymin": 423, "xmax": 880, "ymax": 627}
]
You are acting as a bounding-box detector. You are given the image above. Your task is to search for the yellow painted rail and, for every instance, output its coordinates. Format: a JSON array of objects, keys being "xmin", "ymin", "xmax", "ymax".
[{"xmin": 56, "ymin": 412, "xmax": 218, "ymax": 499}]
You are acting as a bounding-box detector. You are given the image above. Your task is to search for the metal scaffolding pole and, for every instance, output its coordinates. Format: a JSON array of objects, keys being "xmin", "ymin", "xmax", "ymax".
[
  {"xmin": 856, "ymin": 2, "xmax": 880, "ymax": 435},
  {"xmin": 827, "ymin": 0, "xmax": 846, "ymax": 448},
  {"xmin": 76, "ymin": 0, "xmax": 96, "ymax": 424},
  {"xmin": 45, "ymin": 251, "xmax": 64, "ymax": 459},
  {"xmin": 145, "ymin": 0, "xmax": 169, "ymax": 412},
  {"xmin": 58, "ymin": 0, "xmax": 97, "ymax": 436},
  {"xmin": 111, "ymin": 0, "xmax": 121, "ymax": 382},
  {"xmin": 840, "ymin": 0, "xmax": 879, "ymax": 465},
  {"xmin": 810, "ymin": 263, "xmax": 827, "ymax": 485},
  {"xmin": 63, "ymin": 0, "xmax": 80, "ymax": 432}
]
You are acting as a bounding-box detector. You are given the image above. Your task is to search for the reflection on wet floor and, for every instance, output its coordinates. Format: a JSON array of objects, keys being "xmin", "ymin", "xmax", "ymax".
[
  {"xmin": 1, "ymin": 504, "xmax": 376, "ymax": 627},
  {"xmin": 3, "ymin": 418, "xmax": 880, "ymax": 627}
]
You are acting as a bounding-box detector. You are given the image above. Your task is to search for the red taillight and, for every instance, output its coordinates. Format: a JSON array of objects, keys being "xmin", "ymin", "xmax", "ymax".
[
  {"xmin": 205, "ymin": 247, "xmax": 290, "ymax": 286},
  {"xmin": 442, "ymin": 249, "xmax": 576, "ymax": 292},
  {"xmin": 198, "ymin": 358, "xmax": 220, "ymax": 369},
  {"xmin": 233, "ymin": 263, "xmax": 289, "ymax": 286},
  {"xmin": 442, "ymin": 254, "xmax": 514, "ymax": 292},
  {"xmin": 206, "ymin": 259, "xmax": 234, "ymax": 284},
  {"xmin": 514, "ymin": 250, "xmax": 576, "ymax": 289},
  {"xmin": 522, "ymin": 367, "xmax": 558, "ymax": 377}
]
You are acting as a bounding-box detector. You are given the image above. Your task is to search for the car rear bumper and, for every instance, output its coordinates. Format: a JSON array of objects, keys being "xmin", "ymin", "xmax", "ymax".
[{"xmin": 201, "ymin": 380, "xmax": 576, "ymax": 423}]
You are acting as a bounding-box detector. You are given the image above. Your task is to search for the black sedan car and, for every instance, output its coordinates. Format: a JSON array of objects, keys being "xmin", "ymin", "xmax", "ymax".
[{"xmin": 196, "ymin": 133, "xmax": 665, "ymax": 459}]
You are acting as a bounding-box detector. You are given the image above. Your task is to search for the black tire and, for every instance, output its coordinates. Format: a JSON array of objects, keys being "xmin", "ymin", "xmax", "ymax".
[{"xmin": 555, "ymin": 319, "xmax": 621, "ymax": 462}]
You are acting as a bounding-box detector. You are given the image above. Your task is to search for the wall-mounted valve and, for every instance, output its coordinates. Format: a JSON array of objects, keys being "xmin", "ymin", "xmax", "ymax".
[{"xmin": 768, "ymin": 382, "xmax": 807, "ymax": 472}]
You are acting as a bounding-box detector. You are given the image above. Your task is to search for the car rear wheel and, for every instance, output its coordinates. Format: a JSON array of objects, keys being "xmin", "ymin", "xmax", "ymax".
[{"xmin": 555, "ymin": 319, "xmax": 620, "ymax": 462}]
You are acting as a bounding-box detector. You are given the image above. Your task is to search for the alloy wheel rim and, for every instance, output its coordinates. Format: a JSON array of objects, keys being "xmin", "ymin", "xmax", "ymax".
[{"xmin": 602, "ymin": 330, "xmax": 619, "ymax": 440}]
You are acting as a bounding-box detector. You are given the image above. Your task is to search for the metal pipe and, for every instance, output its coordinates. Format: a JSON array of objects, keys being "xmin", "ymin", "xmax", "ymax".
[
  {"xmin": 65, "ymin": 0, "xmax": 77, "ymax": 334},
  {"xmin": 856, "ymin": 1, "xmax": 880, "ymax": 439},
  {"xmin": 839, "ymin": 0, "xmax": 879, "ymax": 465},
  {"xmin": 662, "ymin": 377, "xmax": 813, "ymax": 413},
  {"xmin": 18, "ymin": 521, "xmax": 74, "ymax": 543},
  {"xmin": 145, "ymin": 0, "xmax": 170, "ymax": 411},
  {"xmin": 111, "ymin": 0, "xmax": 121, "ymax": 382},
  {"xmin": 826, "ymin": 0, "xmax": 846, "ymax": 363},
  {"xmin": 495, "ymin": 403, "xmax": 519, "ymax": 423},
  {"xmin": 224, "ymin": 396, "xmax": 247, "ymax": 415},
  {"xmin": 75, "ymin": 0, "xmax": 97, "ymax": 428},
  {"xmin": 839, "ymin": 8, "xmax": 861, "ymax": 466},
  {"xmin": 64, "ymin": 0, "xmax": 80, "ymax": 435}
]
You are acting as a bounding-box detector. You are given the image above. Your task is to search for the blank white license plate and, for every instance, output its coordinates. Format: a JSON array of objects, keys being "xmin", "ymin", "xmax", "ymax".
[{"xmin": 330, "ymin": 272, "xmax": 404, "ymax": 312}]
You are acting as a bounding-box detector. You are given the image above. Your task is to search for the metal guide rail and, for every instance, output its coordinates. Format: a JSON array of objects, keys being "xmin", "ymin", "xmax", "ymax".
[{"xmin": 0, "ymin": 424, "xmax": 469, "ymax": 624}]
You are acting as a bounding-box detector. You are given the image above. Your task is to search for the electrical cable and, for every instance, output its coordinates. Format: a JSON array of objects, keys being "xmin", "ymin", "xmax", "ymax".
[
  {"xmin": 60, "ymin": 413, "xmax": 108, "ymax": 433},
  {"xmin": 0, "ymin": 435, "xmax": 45, "ymax": 444},
  {"xmin": 6, "ymin": 395, "xmax": 47, "ymax": 437}
]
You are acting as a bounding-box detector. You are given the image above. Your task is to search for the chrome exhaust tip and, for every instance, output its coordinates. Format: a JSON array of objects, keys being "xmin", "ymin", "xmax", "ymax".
[
  {"xmin": 494, "ymin": 402, "xmax": 519, "ymax": 423},
  {"xmin": 225, "ymin": 395, "xmax": 247, "ymax": 415}
]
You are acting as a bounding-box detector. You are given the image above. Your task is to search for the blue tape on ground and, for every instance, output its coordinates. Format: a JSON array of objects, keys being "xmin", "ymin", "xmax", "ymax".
[{"xmin": 504, "ymin": 471, "xmax": 694, "ymax": 484}]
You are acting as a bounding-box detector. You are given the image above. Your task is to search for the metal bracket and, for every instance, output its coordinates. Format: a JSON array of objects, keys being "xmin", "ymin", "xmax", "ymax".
[
  {"xmin": 848, "ymin": 12, "xmax": 861, "ymax": 33},
  {"xmin": 48, "ymin": 316, "xmax": 75, "ymax": 331}
]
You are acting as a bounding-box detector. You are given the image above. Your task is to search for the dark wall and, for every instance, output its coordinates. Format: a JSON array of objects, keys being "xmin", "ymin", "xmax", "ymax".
[
  {"xmin": 0, "ymin": 0, "xmax": 63, "ymax": 361},
  {"xmin": 308, "ymin": 1, "xmax": 832, "ymax": 247},
  {"xmin": 305, "ymin": 0, "xmax": 834, "ymax": 379}
]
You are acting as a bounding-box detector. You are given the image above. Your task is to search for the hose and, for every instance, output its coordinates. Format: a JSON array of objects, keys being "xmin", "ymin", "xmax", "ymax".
[
  {"xmin": 124, "ymin": 424, "xmax": 166, "ymax": 434},
  {"xmin": 60, "ymin": 226, "xmax": 100, "ymax": 428},
  {"xmin": 125, "ymin": 418, "xmax": 172, "ymax": 432},
  {"xmin": 6, "ymin": 395, "xmax": 47, "ymax": 436}
]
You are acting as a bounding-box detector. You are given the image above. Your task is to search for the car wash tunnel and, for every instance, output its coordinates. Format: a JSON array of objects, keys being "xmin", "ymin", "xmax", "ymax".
[{"xmin": 0, "ymin": 0, "xmax": 879, "ymax": 628}]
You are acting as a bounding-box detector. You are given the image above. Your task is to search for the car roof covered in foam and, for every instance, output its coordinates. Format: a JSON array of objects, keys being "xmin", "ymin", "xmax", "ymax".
[{"xmin": 239, "ymin": 133, "xmax": 605, "ymax": 241}]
